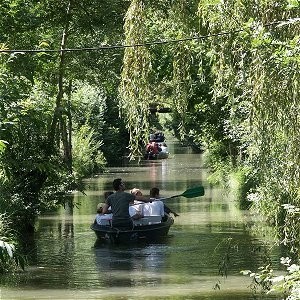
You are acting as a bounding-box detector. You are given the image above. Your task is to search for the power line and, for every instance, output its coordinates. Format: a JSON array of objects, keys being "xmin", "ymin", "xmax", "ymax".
[
  {"xmin": 0, "ymin": 19, "xmax": 298, "ymax": 54},
  {"xmin": 0, "ymin": 30, "xmax": 243, "ymax": 54}
]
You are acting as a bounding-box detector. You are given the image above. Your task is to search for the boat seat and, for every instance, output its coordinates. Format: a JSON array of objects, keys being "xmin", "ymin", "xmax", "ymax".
[{"xmin": 133, "ymin": 215, "xmax": 162, "ymax": 226}]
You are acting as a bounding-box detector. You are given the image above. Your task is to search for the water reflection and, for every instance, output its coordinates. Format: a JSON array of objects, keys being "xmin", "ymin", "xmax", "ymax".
[{"xmin": 93, "ymin": 242, "xmax": 171, "ymax": 288}]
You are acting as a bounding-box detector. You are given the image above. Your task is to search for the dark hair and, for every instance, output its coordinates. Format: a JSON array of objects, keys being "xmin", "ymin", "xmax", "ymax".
[
  {"xmin": 150, "ymin": 187, "xmax": 159, "ymax": 198},
  {"xmin": 104, "ymin": 191, "xmax": 113, "ymax": 199},
  {"xmin": 113, "ymin": 178, "xmax": 123, "ymax": 191}
]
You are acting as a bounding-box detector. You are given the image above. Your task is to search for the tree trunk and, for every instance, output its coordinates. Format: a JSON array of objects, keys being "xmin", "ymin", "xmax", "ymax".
[{"xmin": 47, "ymin": 0, "xmax": 73, "ymax": 157}]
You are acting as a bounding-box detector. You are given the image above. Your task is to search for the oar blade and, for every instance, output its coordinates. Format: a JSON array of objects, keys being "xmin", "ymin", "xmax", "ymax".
[{"xmin": 181, "ymin": 186, "xmax": 205, "ymax": 198}]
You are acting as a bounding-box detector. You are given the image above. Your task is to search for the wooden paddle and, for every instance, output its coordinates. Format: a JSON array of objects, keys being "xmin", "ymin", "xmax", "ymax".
[{"xmin": 166, "ymin": 186, "xmax": 205, "ymax": 199}]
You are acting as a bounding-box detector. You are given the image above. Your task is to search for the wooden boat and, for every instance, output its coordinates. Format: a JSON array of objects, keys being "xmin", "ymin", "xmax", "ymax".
[
  {"xmin": 91, "ymin": 187, "xmax": 205, "ymax": 245},
  {"xmin": 91, "ymin": 215, "xmax": 174, "ymax": 244},
  {"xmin": 143, "ymin": 151, "xmax": 169, "ymax": 160}
]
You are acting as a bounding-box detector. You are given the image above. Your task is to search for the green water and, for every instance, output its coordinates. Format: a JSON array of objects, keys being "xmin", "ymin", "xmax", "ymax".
[{"xmin": 0, "ymin": 140, "xmax": 282, "ymax": 299}]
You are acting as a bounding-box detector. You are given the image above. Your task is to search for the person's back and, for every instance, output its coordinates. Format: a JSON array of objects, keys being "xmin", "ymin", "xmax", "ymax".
[
  {"xmin": 149, "ymin": 187, "xmax": 179, "ymax": 218},
  {"xmin": 145, "ymin": 142, "xmax": 153, "ymax": 153},
  {"xmin": 151, "ymin": 141, "xmax": 160, "ymax": 154},
  {"xmin": 142, "ymin": 201, "xmax": 164, "ymax": 217},
  {"xmin": 129, "ymin": 204, "xmax": 143, "ymax": 220},
  {"xmin": 160, "ymin": 143, "xmax": 168, "ymax": 153},
  {"xmin": 104, "ymin": 179, "xmax": 135, "ymax": 228},
  {"xmin": 95, "ymin": 206, "xmax": 112, "ymax": 226},
  {"xmin": 107, "ymin": 191, "xmax": 132, "ymax": 220},
  {"xmin": 95, "ymin": 192, "xmax": 113, "ymax": 226},
  {"xmin": 103, "ymin": 178, "xmax": 150, "ymax": 228},
  {"xmin": 141, "ymin": 187, "xmax": 163, "ymax": 217}
]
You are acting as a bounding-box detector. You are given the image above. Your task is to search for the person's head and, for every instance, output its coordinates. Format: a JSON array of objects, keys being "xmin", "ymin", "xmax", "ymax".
[
  {"xmin": 150, "ymin": 187, "xmax": 160, "ymax": 198},
  {"xmin": 104, "ymin": 191, "xmax": 113, "ymax": 199},
  {"xmin": 130, "ymin": 188, "xmax": 143, "ymax": 196},
  {"xmin": 112, "ymin": 178, "xmax": 125, "ymax": 191},
  {"xmin": 150, "ymin": 133, "xmax": 155, "ymax": 139},
  {"xmin": 96, "ymin": 202, "xmax": 106, "ymax": 214}
]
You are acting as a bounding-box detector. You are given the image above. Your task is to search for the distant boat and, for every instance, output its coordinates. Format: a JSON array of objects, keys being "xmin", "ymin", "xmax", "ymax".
[
  {"xmin": 91, "ymin": 215, "xmax": 174, "ymax": 245},
  {"xmin": 143, "ymin": 151, "xmax": 169, "ymax": 160},
  {"xmin": 144, "ymin": 141, "xmax": 169, "ymax": 160}
]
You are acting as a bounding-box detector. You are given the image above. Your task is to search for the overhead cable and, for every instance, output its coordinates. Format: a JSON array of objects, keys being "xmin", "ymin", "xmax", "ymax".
[{"xmin": 0, "ymin": 19, "xmax": 298, "ymax": 54}]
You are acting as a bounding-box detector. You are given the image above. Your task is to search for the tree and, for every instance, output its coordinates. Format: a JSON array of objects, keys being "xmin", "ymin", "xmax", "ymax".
[
  {"xmin": 197, "ymin": 0, "xmax": 300, "ymax": 252},
  {"xmin": 0, "ymin": 0, "xmax": 130, "ymax": 234}
]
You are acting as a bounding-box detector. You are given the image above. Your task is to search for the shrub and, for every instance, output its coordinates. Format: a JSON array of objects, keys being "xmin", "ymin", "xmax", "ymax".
[{"xmin": 72, "ymin": 125, "xmax": 106, "ymax": 178}]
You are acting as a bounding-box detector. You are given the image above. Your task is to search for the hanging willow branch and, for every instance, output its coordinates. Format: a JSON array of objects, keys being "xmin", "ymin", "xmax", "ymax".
[
  {"xmin": 120, "ymin": 0, "xmax": 152, "ymax": 158},
  {"xmin": 198, "ymin": 0, "xmax": 300, "ymax": 232},
  {"xmin": 170, "ymin": 0, "xmax": 193, "ymax": 139},
  {"xmin": 172, "ymin": 42, "xmax": 192, "ymax": 138}
]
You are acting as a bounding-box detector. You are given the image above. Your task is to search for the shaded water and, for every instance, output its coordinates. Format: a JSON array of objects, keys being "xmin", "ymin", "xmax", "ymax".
[{"xmin": 0, "ymin": 139, "xmax": 282, "ymax": 299}]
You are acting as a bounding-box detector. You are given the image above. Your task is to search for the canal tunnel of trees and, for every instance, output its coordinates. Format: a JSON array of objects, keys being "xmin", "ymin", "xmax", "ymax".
[{"xmin": 0, "ymin": 2, "xmax": 300, "ymax": 294}]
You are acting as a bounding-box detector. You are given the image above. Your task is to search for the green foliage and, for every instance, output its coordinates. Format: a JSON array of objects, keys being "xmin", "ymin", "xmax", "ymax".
[
  {"xmin": 0, "ymin": 215, "xmax": 26, "ymax": 273},
  {"xmin": 206, "ymin": 161, "xmax": 231, "ymax": 187},
  {"xmin": 0, "ymin": 140, "xmax": 7, "ymax": 153},
  {"xmin": 72, "ymin": 125, "xmax": 106, "ymax": 178},
  {"xmin": 1, "ymin": 2, "xmax": 300, "ymax": 288},
  {"xmin": 242, "ymin": 257, "xmax": 300, "ymax": 299},
  {"xmin": 0, "ymin": 240, "xmax": 26, "ymax": 273},
  {"xmin": 203, "ymin": 141, "xmax": 233, "ymax": 187},
  {"xmin": 120, "ymin": 0, "xmax": 152, "ymax": 158},
  {"xmin": 0, "ymin": 73, "xmax": 50, "ymax": 227},
  {"xmin": 120, "ymin": 0, "xmax": 203, "ymax": 156},
  {"xmin": 194, "ymin": 0, "xmax": 300, "ymax": 262},
  {"xmin": 0, "ymin": 0, "xmax": 131, "ymax": 242},
  {"xmin": 228, "ymin": 166, "xmax": 258, "ymax": 210},
  {"xmin": 71, "ymin": 82, "xmax": 106, "ymax": 129},
  {"xmin": 71, "ymin": 81, "xmax": 128, "ymax": 165},
  {"xmin": 280, "ymin": 204, "xmax": 300, "ymax": 256}
]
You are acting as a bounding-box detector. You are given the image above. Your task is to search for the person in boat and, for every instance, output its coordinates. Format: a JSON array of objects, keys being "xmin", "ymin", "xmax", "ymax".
[
  {"xmin": 95, "ymin": 202, "xmax": 113, "ymax": 225},
  {"xmin": 102, "ymin": 178, "xmax": 150, "ymax": 229},
  {"xmin": 154, "ymin": 131, "xmax": 165, "ymax": 142},
  {"xmin": 159, "ymin": 142, "xmax": 168, "ymax": 154},
  {"xmin": 130, "ymin": 188, "xmax": 145, "ymax": 210},
  {"xmin": 95, "ymin": 191, "xmax": 114, "ymax": 225},
  {"xmin": 145, "ymin": 140, "xmax": 161, "ymax": 159},
  {"xmin": 149, "ymin": 133, "xmax": 156, "ymax": 141},
  {"xmin": 130, "ymin": 188, "xmax": 165, "ymax": 218},
  {"xmin": 150, "ymin": 187, "xmax": 179, "ymax": 217},
  {"xmin": 130, "ymin": 188, "xmax": 143, "ymax": 197},
  {"xmin": 143, "ymin": 198, "xmax": 165, "ymax": 217},
  {"xmin": 128, "ymin": 189, "xmax": 144, "ymax": 220}
]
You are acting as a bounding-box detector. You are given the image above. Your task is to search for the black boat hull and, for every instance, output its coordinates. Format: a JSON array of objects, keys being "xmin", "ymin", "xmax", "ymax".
[
  {"xmin": 143, "ymin": 152, "xmax": 169, "ymax": 160},
  {"xmin": 91, "ymin": 215, "xmax": 174, "ymax": 244}
]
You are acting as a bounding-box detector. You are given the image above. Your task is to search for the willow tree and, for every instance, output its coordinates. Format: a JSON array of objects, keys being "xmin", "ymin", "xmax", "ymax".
[
  {"xmin": 169, "ymin": 0, "xmax": 194, "ymax": 140},
  {"xmin": 198, "ymin": 0, "xmax": 300, "ymax": 253},
  {"xmin": 120, "ymin": 0, "xmax": 152, "ymax": 157},
  {"xmin": 248, "ymin": 17, "xmax": 300, "ymax": 253},
  {"xmin": 120, "ymin": 0, "xmax": 201, "ymax": 156}
]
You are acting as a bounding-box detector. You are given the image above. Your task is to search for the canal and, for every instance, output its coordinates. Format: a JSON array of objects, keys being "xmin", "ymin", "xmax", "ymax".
[{"xmin": 0, "ymin": 138, "xmax": 281, "ymax": 299}]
